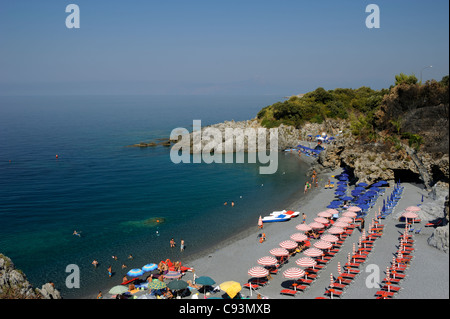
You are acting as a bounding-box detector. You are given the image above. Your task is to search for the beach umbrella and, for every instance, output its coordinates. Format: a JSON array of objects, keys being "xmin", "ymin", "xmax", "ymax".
[
  {"xmin": 314, "ymin": 217, "xmax": 329, "ymax": 224},
  {"xmin": 142, "ymin": 263, "xmax": 158, "ymax": 272},
  {"xmin": 108, "ymin": 285, "xmax": 129, "ymax": 295},
  {"xmin": 337, "ymin": 216, "xmax": 353, "ymax": 224},
  {"xmin": 334, "ymin": 221, "xmax": 349, "ymax": 228},
  {"xmin": 313, "ymin": 240, "xmax": 332, "ymax": 250},
  {"xmin": 148, "ymin": 278, "xmax": 167, "ymax": 290},
  {"xmin": 309, "ymin": 222, "xmax": 325, "ymax": 229},
  {"xmin": 321, "ymin": 234, "xmax": 338, "ymax": 243},
  {"xmin": 296, "ymin": 223, "xmax": 312, "ymax": 232},
  {"xmin": 296, "ymin": 257, "xmax": 317, "ymax": 268},
  {"xmin": 337, "ymin": 262, "xmax": 342, "ymax": 276},
  {"xmin": 219, "ymin": 281, "xmax": 241, "ymax": 299},
  {"xmin": 335, "ymin": 191, "xmax": 345, "ymax": 196},
  {"xmin": 303, "ymin": 248, "xmax": 323, "ymax": 257},
  {"xmin": 257, "ymin": 256, "xmax": 278, "ymax": 266},
  {"xmin": 258, "ymin": 216, "xmax": 263, "ymax": 228},
  {"xmin": 290, "ymin": 233, "xmax": 308, "ymax": 242},
  {"xmin": 405, "ymin": 206, "xmax": 421, "ymax": 212},
  {"xmin": 195, "ymin": 276, "xmax": 216, "ymax": 286},
  {"xmin": 164, "ymin": 270, "xmax": 182, "ymax": 280},
  {"xmin": 248, "ymin": 266, "xmax": 269, "ymax": 278},
  {"xmin": 357, "ymin": 183, "xmax": 368, "ymax": 187},
  {"xmin": 318, "ymin": 211, "xmax": 333, "ymax": 218},
  {"xmin": 283, "ymin": 267, "xmax": 305, "ymax": 281},
  {"xmin": 327, "ymin": 227, "xmax": 345, "ymax": 235},
  {"xmin": 127, "ymin": 268, "xmax": 144, "ymax": 277},
  {"xmin": 341, "ymin": 196, "xmax": 353, "ymax": 201},
  {"xmin": 402, "ymin": 211, "xmax": 418, "ymax": 219},
  {"xmin": 342, "ymin": 211, "xmax": 357, "ymax": 218},
  {"xmin": 279, "ymin": 240, "xmax": 298, "ymax": 250},
  {"xmin": 326, "ymin": 209, "xmax": 339, "ymax": 214},
  {"xmin": 167, "ymin": 279, "xmax": 188, "ymax": 291},
  {"xmin": 347, "ymin": 206, "xmax": 362, "ymax": 212},
  {"xmin": 269, "ymin": 248, "xmax": 289, "ymax": 257}
]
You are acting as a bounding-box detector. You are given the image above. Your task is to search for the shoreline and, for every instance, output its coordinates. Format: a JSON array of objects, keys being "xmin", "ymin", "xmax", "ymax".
[
  {"xmin": 82, "ymin": 154, "xmax": 448, "ymax": 300},
  {"xmin": 83, "ymin": 154, "xmax": 330, "ymax": 299}
]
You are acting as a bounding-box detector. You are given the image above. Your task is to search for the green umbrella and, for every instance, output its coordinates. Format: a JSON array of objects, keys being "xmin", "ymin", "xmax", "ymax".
[
  {"xmin": 148, "ymin": 279, "xmax": 167, "ymax": 290},
  {"xmin": 167, "ymin": 279, "xmax": 188, "ymax": 291},
  {"xmin": 108, "ymin": 285, "xmax": 129, "ymax": 295},
  {"xmin": 195, "ymin": 276, "xmax": 215, "ymax": 286}
]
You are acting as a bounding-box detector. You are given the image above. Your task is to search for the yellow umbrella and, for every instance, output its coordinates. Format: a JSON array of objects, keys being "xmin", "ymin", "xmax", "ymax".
[{"xmin": 219, "ymin": 281, "xmax": 242, "ymax": 299}]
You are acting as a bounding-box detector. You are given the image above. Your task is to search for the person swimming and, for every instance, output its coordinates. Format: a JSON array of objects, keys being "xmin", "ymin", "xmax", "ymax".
[{"xmin": 73, "ymin": 230, "xmax": 81, "ymax": 237}]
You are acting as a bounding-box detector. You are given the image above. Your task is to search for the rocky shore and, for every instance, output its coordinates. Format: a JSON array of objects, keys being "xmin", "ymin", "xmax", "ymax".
[{"xmin": 0, "ymin": 254, "xmax": 61, "ymax": 299}]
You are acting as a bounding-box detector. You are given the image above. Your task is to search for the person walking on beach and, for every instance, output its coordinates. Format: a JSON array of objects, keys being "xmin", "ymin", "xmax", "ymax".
[
  {"xmin": 304, "ymin": 182, "xmax": 308, "ymax": 194},
  {"xmin": 180, "ymin": 239, "xmax": 185, "ymax": 252},
  {"xmin": 302, "ymin": 213, "xmax": 307, "ymax": 224}
]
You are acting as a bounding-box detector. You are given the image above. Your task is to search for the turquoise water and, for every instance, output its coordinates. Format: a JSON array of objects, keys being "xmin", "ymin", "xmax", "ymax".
[{"xmin": 0, "ymin": 95, "xmax": 310, "ymax": 298}]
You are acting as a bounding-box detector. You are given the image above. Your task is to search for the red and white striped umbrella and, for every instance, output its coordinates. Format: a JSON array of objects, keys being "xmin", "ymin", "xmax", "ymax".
[
  {"xmin": 327, "ymin": 227, "xmax": 344, "ymax": 234},
  {"xmin": 283, "ymin": 267, "xmax": 305, "ymax": 279},
  {"xmin": 337, "ymin": 262, "xmax": 342, "ymax": 275},
  {"xmin": 386, "ymin": 266, "xmax": 390, "ymax": 280},
  {"xmin": 405, "ymin": 206, "xmax": 421, "ymax": 212},
  {"xmin": 318, "ymin": 211, "xmax": 333, "ymax": 218},
  {"xmin": 402, "ymin": 211, "xmax": 418, "ymax": 219},
  {"xmin": 248, "ymin": 266, "xmax": 269, "ymax": 278},
  {"xmin": 257, "ymin": 256, "xmax": 278, "ymax": 266},
  {"xmin": 296, "ymin": 223, "xmax": 312, "ymax": 232},
  {"xmin": 336, "ymin": 217, "xmax": 353, "ymax": 224},
  {"xmin": 295, "ymin": 257, "xmax": 317, "ymax": 268},
  {"xmin": 326, "ymin": 209, "xmax": 339, "ymax": 214},
  {"xmin": 269, "ymin": 248, "xmax": 289, "ymax": 257},
  {"xmin": 314, "ymin": 217, "xmax": 329, "ymax": 224},
  {"xmin": 342, "ymin": 211, "xmax": 357, "ymax": 218},
  {"xmin": 309, "ymin": 222, "xmax": 325, "ymax": 229},
  {"xmin": 290, "ymin": 233, "xmax": 308, "ymax": 242},
  {"xmin": 347, "ymin": 206, "xmax": 362, "ymax": 212},
  {"xmin": 313, "ymin": 240, "xmax": 332, "ymax": 250},
  {"xmin": 320, "ymin": 234, "xmax": 339, "ymax": 243},
  {"xmin": 334, "ymin": 221, "xmax": 349, "ymax": 228},
  {"xmin": 330, "ymin": 273, "xmax": 334, "ymax": 286},
  {"xmin": 303, "ymin": 248, "xmax": 323, "ymax": 257},
  {"xmin": 279, "ymin": 240, "xmax": 298, "ymax": 250}
]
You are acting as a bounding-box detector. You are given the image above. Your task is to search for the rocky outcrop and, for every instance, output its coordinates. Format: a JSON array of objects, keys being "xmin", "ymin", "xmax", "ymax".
[
  {"xmin": 169, "ymin": 119, "xmax": 301, "ymax": 153},
  {"xmin": 0, "ymin": 254, "xmax": 61, "ymax": 299}
]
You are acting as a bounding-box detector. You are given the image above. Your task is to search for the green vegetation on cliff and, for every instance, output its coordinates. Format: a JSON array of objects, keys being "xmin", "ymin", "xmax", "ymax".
[
  {"xmin": 257, "ymin": 86, "xmax": 388, "ymax": 130},
  {"xmin": 257, "ymin": 74, "xmax": 449, "ymax": 151}
]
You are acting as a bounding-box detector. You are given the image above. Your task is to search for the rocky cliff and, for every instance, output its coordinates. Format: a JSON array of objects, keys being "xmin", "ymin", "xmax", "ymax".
[{"xmin": 0, "ymin": 254, "xmax": 61, "ymax": 299}]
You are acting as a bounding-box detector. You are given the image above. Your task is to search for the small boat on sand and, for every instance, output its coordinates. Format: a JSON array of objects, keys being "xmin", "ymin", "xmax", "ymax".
[
  {"xmin": 270, "ymin": 210, "xmax": 300, "ymax": 218},
  {"xmin": 262, "ymin": 214, "xmax": 291, "ymax": 223}
]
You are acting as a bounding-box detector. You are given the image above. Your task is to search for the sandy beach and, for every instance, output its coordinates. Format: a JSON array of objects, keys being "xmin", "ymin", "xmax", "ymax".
[{"xmin": 97, "ymin": 164, "xmax": 449, "ymax": 300}]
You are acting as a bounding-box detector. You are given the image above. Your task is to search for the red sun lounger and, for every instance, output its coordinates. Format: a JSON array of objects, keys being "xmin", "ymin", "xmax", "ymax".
[{"xmin": 280, "ymin": 289, "xmax": 297, "ymax": 296}]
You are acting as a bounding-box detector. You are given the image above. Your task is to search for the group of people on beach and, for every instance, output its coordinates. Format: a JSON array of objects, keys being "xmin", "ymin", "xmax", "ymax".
[{"xmin": 170, "ymin": 238, "xmax": 185, "ymax": 251}]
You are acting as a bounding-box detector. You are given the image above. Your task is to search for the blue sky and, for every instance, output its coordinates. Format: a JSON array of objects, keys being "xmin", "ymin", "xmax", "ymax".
[{"xmin": 0, "ymin": 0, "xmax": 448, "ymax": 95}]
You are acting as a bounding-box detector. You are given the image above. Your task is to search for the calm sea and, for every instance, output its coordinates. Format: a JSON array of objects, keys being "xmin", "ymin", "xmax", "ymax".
[{"xmin": 0, "ymin": 95, "xmax": 310, "ymax": 298}]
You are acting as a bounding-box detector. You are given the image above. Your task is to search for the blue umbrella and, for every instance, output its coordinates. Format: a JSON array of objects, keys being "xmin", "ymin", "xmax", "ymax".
[
  {"xmin": 341, "ymin": 196, "xmax": 353, "ymax": 201},
  {"xmin": 335, "ymin": 191, "xmax": 345, "ymax": 196},
  {"xmin": 127, "ymin": 268, "xmax": 144, "ymax": 277},
  {"xmin": 354, "ymin": 186, "xmax": 365, "ymax": 191},
  {"xmin": 357, "ymin": 183, "xmax": 368, "ymax": 187},
  {"xmin": 142, "ymin": 263, "xmax": 158, "ymax": 272}
]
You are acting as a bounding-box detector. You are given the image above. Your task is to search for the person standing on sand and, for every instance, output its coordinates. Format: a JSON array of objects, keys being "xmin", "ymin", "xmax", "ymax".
[
  {"xmin": 302, "ymin": 213, "xmax": 307, "ymax": 224},
  {"xmin": 360, "ymin": 218, "xmax": 365, "ymax": 232},
  {"xmin": 304, "ymin": 182, "xmax": 308, "ymax": 194}
]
